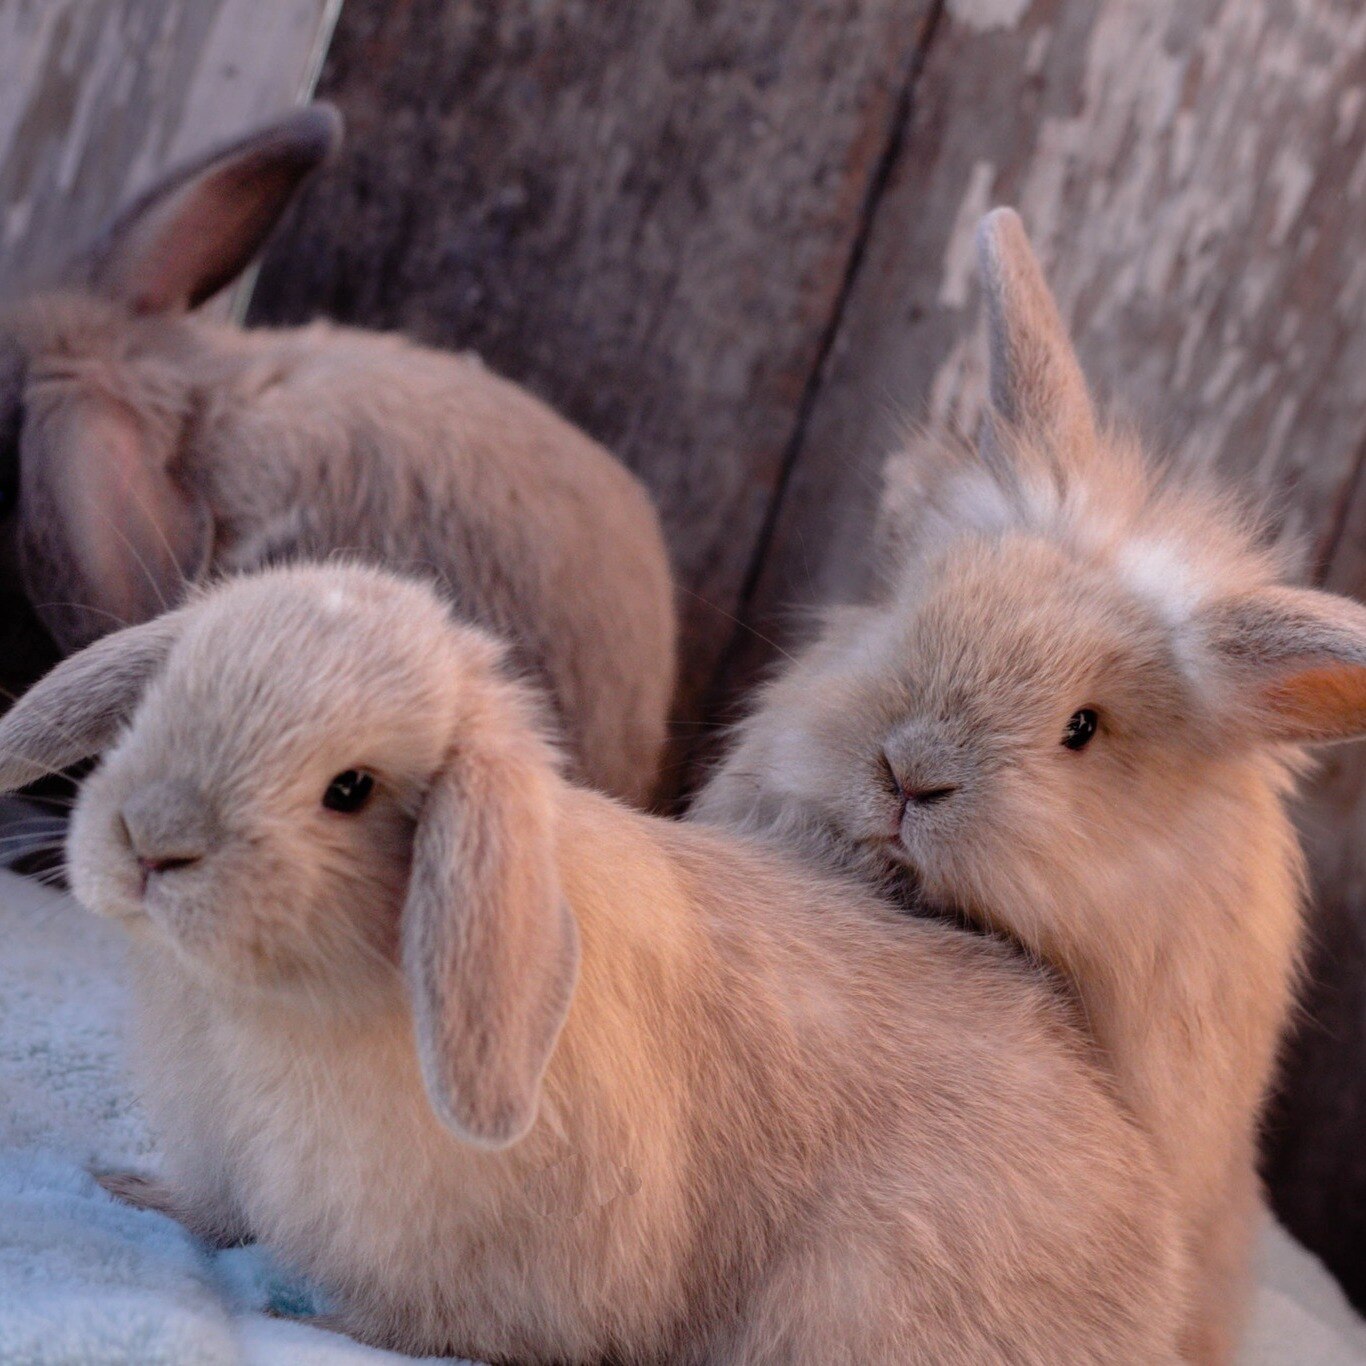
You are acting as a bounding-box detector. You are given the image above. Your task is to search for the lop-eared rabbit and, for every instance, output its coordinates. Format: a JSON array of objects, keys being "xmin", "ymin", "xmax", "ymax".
[
  {"xmin": 0, "ymin": 564, "xmax": 1183, "ymax": 1363},
  {"xmin": 0, "ymin": 105, "xmax": 674, "ymax": 805},
  {"xmin": 694, "ymin": 209, "xmax": 1366, "ymax": 1362}
]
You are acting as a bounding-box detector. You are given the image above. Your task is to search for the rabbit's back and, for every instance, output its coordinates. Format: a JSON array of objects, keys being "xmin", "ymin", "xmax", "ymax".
[
  {"xmin": 652, "ymin": 819, "xmax": 1186, "ymax": 1361},
  {"xmin": 121, "ymin": 754, "xmax": 1181, "ymax": 1363},
  {"xmin": 166, "ymin": 318, "xmax": 674, "ymax": 803}
]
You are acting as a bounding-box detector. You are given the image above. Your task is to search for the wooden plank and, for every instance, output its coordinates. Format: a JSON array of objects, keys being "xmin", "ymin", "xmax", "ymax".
[
  {"xmin": 249, "ymin": 0, "xmax": 940, "ymax": 738},
  {"xmin": 0, "ymin": 0, "xmax": 340, "ymax": 291},
  {"xmin": 731, "ymin": 0, "xmax": 1366, "ymax": 1305},
  {"xmin": 739, "ymin": 0, "xmax": 1366, "ymax": 662}
]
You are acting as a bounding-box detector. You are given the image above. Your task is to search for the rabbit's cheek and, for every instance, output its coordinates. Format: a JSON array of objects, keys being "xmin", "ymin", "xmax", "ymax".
[
  {"xmin": 140, "ymin": 866, "xmax": 196, "ymax": 924},
  {"xmin": 67, "ymin": 800, "xmax": 145, "ymax": 924}
]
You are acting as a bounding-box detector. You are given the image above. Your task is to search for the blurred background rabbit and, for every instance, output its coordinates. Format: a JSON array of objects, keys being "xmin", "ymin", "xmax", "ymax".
[{"xmin": 5, "ymin": 1, "xmax": 1366, "ymax": 1359}]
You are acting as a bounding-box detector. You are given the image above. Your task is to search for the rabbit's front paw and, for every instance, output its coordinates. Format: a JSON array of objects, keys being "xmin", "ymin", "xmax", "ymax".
[{"xmin": 92, "ymin": 1167, "xmax": 248, "ymax": 1248}]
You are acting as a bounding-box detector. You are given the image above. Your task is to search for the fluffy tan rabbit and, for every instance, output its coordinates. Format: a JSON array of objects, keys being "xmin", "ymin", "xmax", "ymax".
[
  {"xmin": 0, "ymin": 105, "xmax": 673, "ymax": 805},
  {"xmin": 0, "ymin": 563, "xmax": 1184, "ymax": 1363},
  {"xmin": 694, "ymin": 208, "xmax": 1366, "ymax": 1363}
]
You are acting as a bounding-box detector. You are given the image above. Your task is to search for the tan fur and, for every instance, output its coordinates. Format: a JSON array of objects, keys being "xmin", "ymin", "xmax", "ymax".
[
  {"xmin": 696, "ymin": 209, "xmax": 1366, "ymax": 1364},
  {"xmin": 0, "ymin": 563, "xmax": 1184, "ymax": 1363},
  {"xmin": 0, "ymin": 107, "xmax": 674, "ymax": 805}
]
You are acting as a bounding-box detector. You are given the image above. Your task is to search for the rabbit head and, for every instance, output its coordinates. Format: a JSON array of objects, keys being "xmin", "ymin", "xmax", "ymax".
[
  {"xmin": 0, "ymin": 104, "xmax": 341, "ymax": 691},
  {"xmin": 701, "ymin": 209, "xmax": 1366, "ymax": 951},
  {"xmin": 0, "ymin": 564, "xmax": 578, "ymax": 1149}
]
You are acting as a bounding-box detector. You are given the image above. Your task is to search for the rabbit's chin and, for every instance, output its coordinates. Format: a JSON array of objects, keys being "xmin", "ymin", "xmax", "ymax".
[{"xmin": 74, "ymin": 856, "xmax": 337, "ymax": 996}]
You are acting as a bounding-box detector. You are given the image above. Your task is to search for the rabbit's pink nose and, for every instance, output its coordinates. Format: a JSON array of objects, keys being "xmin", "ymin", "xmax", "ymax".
[{"xmin": 119, "ymin": 778, "xmax": 214, "ymax": 891}]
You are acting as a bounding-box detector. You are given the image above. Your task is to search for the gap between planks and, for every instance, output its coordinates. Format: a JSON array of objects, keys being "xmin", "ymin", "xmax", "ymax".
[{"xmin": 694, "ymin": 0, "xmax": 950, "ymax": 766}]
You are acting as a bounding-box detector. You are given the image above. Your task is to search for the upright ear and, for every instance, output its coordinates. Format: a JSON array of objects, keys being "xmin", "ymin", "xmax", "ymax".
[
  {"xmin": 19, "ymin": 375, "xmax": 210, "ymax": 650},
  {"xmin": 1198, "ymin": 586, "xmax": 1366, "ymax": 744},
  {"xmin": 976, "ymin": 208, "xmax": 1097, "ymax": 457},
  {"xmin": 73, "ymin": 104, "xmax": 342, "ymax": 314},
  {"xmin": 0, "ymin": 611, "xmax": 182, "ymax": 791},
  {"xmin": 403, "ymin": 729, "xmax": 579, "ymax": 1149}
]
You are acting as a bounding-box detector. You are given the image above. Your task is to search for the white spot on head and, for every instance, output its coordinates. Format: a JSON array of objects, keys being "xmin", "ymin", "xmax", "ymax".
[
  {"xmin": 320, "ymin": 587, "xmax": 353, "ymax": 617},
  {"xmin": 945, "ymin": 470, "xmax": 1016, "ymax": 536},
  {"xmin": 1116, "ymin": 538, "xmax": 1206, "ymax": 627}
]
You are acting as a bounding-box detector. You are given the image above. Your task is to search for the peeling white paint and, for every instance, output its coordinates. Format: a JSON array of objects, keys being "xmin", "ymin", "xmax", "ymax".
[
  {"xmin": 938, "ymin": 160, "xmax": 996, "ymax": 308},
  {"xmin": 1336, "ymin": 86, "xmax": 1364, "ymax": 142},
  {"xmin": 946, "ymin": 0, "xmax": 1031, "ymax": 33},
  {"xmin": 1024, "ymin": 26, "xmax": 1051, "ymax": 76},
  {"xmin": 906, "ymin": 0, "xmax": 1366, "ymax": 533},
  {"xmin": 1268, "ymin": 149, "xmax": 1314, "ymax": 245}
]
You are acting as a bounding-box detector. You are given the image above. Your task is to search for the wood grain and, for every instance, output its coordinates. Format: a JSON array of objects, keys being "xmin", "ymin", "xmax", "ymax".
[
  {"xmin": 740, "ymin": 0, "xmax": 1366, "ymax": 666},
  {"xmin": 249, "ymin": 0, "xmax": 940, "ymax": 736}
]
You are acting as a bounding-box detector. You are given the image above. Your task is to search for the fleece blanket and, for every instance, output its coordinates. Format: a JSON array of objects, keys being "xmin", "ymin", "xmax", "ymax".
[{"xmin": 0, "ymin": 867, "xmax": 1362, "ymax": 1365}]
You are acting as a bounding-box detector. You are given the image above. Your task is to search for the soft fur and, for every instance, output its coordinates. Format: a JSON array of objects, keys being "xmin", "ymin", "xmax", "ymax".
[
  {"xmin": 0, "ymin": 563, "xmax": 1184, "ymax": 1364},
  {"xmin": 0, "ymin": 105, "xmax": 674, "ymax": 804},
  {"xmin": 695, "ymin": 208, "xmax": 1366, "ymax": 1363}
]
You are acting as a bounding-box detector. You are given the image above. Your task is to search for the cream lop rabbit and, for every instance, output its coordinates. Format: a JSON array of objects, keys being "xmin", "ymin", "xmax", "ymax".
[
  {"xmin": 0, "ymin": 563, "xmax": 1183, "ymax": 1363},
  {"xmin": 695, "ymin": 208, "xmax": 1366, "ymax": 1362},
  {"xmin": 0, "ymin": 105, "xmax": 673, "ymax": 804}
]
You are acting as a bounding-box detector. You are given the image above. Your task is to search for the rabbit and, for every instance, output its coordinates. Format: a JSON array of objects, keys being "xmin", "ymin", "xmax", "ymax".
[
  {"xmin": 0, "ymin": 104, "xmax": 674, "ymax": 808},
  {"xmin": 692, "ymin": 208, "xmax": 1366, "ymax": 1364},
  {"xmin": 0, "ymin": 561, "xmax": 1186, "ymax": 1364}
]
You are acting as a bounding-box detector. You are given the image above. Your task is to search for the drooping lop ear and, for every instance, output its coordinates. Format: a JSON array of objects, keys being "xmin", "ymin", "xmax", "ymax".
[
  {"xmin": 19, "ymin": 374, "xmax": 210, "ymax": 650},
  {"xmin": 1198, "ymin": 586, "xmax": 1366, "ymax": 744},
  {"xmin": 975, "ymin": 208, "xmax": 1098, "ymax": 457},
  {"xmin": 0, "ymin": 611, "xmax": 183, "ymax": 792},
  {"xmin": 72, "ymin": 104, "xmax": 342, "ymax": 314},
  {"xmin": 403, "ymin": 725, "xmax": 579, "ymax": 1150}
]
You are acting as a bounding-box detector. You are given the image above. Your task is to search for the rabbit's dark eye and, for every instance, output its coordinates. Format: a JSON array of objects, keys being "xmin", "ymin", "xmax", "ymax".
[
  {"xmin": 1062, "ymin": 709, "xmax": 1099, "ymax": 751},
  {"xmin": 323, "ymin": 769, "xmax": 375, "ymax": 813}
]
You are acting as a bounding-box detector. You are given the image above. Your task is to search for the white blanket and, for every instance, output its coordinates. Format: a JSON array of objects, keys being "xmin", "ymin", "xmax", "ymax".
[{"xmin": 0, "ymin": 869, "xmax": 1361, "ymax": 1364}]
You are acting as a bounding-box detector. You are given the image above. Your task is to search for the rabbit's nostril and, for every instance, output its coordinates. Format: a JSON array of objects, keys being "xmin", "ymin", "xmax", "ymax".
[
  {"xmin": 903, "ymin": 784, "xmax": 958, "ymax": 807},
  {"xmin": 138, "ymin": 853, "xmax": 201, "ymax": 876}
]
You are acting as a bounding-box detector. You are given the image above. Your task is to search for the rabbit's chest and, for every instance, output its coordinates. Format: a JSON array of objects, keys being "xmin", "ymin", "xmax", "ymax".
[
  {"xmin": 181, "ymin": 1009, "xmax": 692, "ymax": 1358},
  {"xmin": 194, "ymin": 1011, "xmax": 588, "ymax": 1321}
]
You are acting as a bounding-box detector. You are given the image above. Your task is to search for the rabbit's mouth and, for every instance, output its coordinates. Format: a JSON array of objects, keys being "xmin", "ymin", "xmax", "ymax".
[{"xmin": 881, "ymin": 850, "xmax": 979, "ymax": 935}]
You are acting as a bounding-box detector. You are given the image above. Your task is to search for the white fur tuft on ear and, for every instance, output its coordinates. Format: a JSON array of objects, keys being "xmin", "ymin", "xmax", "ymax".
[
  {"xmin": 75, "ymin": 104, "xmax": 342, "ymax": 314},
  {"xmin": 0, "ymin": 612, "xmax": 182, "ymax": 791},
  {"xmin": 975, "ymin": 208, "xmax": 1097, "ymax": 458},
  {"xmin": 403, "ymin": 729, "xmax": 578, "ymax": 1150},
  {"xmin": 1199, "ymin": 586, "xmax": 1366, "ymax": 744}
]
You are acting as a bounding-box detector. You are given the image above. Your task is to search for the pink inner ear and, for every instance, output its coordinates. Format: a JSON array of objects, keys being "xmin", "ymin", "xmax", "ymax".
[
  {"xmin": 111, "ymin": 161, "xmax": 301, "ymax": 313},
  {"xmin": 84, "ymin": 107, "xmax": 342, "ymax": 315},
  {"xmin": 20, "ymin": 384, "xmax": 208, "ymax": 649},
  {"xmin": 1263, "ymin": 663, "xmax": 1366, "ymax": 743}
]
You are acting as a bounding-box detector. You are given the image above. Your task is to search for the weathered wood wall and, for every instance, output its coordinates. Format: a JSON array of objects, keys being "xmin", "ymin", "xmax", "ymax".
[
  {"xmin": 250, "ymin": 0, "xmax": 942, "ymax": 754},
  {"xmin": 251, "ymin": 0, "xmax": 1366, "ymax": 1303}
]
